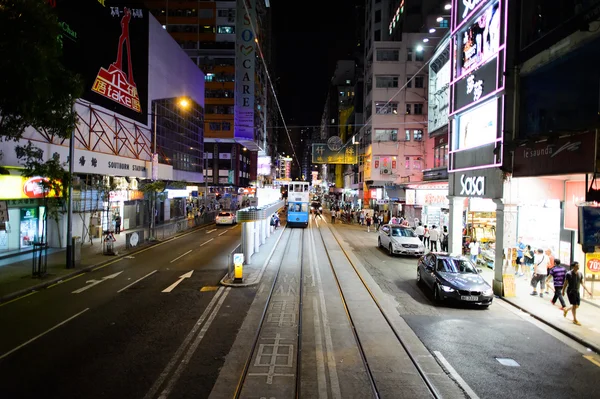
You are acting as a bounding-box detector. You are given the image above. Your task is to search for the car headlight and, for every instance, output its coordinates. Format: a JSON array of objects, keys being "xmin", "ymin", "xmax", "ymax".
[
  {"xmin": 418, "ymin": 244, "xmax": 424, "ymax": 249},
  {"xmin": 440, "ymin": 285, "xmax": 455, "ymax": 293},
  {"xmin": 483, "ymin": 288, "xmax": 493, "ymax": 296}
]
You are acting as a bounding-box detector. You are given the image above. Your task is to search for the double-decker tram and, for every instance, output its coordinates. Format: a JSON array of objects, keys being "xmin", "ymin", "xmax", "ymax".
[{"xmin": 286, "ymin": 181, "xmax": 310, "ymax": 228}]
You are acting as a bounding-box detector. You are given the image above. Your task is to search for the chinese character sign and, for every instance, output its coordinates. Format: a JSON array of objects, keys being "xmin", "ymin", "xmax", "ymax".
[
  {"xmin": 311, "ymin": 144, "xmax": 358, "ymax": 164},
  {"xmin": 55, "ymin": 1, "xmax": 149, "ymax": 124}
]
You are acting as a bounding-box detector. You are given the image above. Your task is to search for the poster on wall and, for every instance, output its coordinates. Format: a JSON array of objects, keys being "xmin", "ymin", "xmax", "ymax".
[
  {"xmin": 454, "ymin": 98, "xmax": 498, "ymax": 150},
  {"xmin": 565, "ymin": 181, "xmax": 586, "ymax": 230},
  {"xmin": 55, "ymin": 1, "xmax": 149, "ymax": 124},
  {"xmin": 457, "ymin": 0, "xmax": 501, "ymax": 78},
  {"xmin": 585, "ymin": 253, "xmax": 600, "ymax": 276}
]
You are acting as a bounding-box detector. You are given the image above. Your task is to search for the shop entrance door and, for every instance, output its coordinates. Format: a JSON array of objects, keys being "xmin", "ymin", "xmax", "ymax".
[{"xmin": 20, "ymin": 207, "xmax": 39, "ymax": 248}]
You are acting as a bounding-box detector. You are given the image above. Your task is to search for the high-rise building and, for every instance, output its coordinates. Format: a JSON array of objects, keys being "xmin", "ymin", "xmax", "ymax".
[{"xmin": 145, "ymin": 0, "xmax": 274, "ymax": 193}]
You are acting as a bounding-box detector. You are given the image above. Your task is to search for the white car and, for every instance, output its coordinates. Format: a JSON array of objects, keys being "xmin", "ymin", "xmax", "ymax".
[
  {"xmin": 216, "ymin": 211, "xmax": 236, "ymax": 225},
  {"xmin": 378, "ymin": 224, "xmax": 425, "ymax": 256}
]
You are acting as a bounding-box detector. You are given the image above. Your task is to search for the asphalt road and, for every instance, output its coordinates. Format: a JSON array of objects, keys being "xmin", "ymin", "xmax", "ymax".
[
  {"xmin": 334, "ymin": 224, "xmax": 600, "ymax": 399},
  {"xmin": 0, "ymin": 223, "xmax": 255, "ymax": 399}
]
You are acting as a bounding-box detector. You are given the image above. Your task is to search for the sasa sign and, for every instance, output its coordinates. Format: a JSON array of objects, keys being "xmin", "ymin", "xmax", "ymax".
[{"xmin": 460, "ymin": 174, "xmax": 485, "ymax": 196}]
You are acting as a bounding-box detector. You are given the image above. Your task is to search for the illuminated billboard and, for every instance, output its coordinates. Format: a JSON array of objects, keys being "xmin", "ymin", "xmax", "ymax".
[
  {"xmin": 452, "ymin": 98, "xmax": 499, "ymax": 151},
  {"xmin": 428, "ymin": 38, "xmax": 450, "ymax": 134}
]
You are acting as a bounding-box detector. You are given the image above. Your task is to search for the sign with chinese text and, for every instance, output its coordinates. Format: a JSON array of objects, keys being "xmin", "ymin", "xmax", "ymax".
[
  {"xmin": 56, "ymin": 1, "xmax": 149, "ymax": 124},
  {"xmin": 0, "ymin": 176, "xmax": 62, "ymax": 200},
  {"xmin": 453, "ymin": 57, "xmax": 498, "ymax": 112},
  {"xmin": 311, "ymin": 144, "xmax": 358, "ymax": 165},
  {"xmin": 585, "ymin": 253, "xmax": 600, "ymax": 276},
  {"xmin": 234, "ymin": 0, "xmax": 256, "ymax": 140}
]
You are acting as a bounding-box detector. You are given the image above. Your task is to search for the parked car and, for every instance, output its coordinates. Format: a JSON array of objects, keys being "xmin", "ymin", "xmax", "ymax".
[
  {"xmin": 216, "ymin": 211, "xmax": 236, "ymax": 225},
  {"xmin": 417, "ymin": 253, "xmax": 493, "ymax": 307},
  {"xmin": 377, "ymin": 224, "xmax": 425, "ymax": 256}
]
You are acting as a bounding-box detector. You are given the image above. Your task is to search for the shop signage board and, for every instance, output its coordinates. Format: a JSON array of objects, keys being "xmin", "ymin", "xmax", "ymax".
[
  {"xmin": 513, "ymin": 131, "xmax": 597, "ymax": 177},
  {"xmin": 312, "ymin": 144, "xmax": 358, "ymax": 164},
  {"xmin": 460, "ymin": 174, "xmax": 485, "ymax": 196},
  {"xmin": 565, "ymin": 181, "xmax": 586, "ymax": 231},
  {"xmin": 585, "ymin": 253, "xmax": 600, "ymax": 275},
  {"xmin": 453, "ymin": 57, "xmax": 499, "ymax": 112},
  {"xmin": 578, "ymin": 206, "xmax": 600, "ymax": 251},
  {"xmin": 234, "ymin": 0, "xmax": 256, "ymax": 140},
  {"xmin": 0, "ymin": 176, "xmax": 61, "ymax": 200},
  {"xmin": 415, "ymin": 190, "xmax": 449, "ymax": 207}
]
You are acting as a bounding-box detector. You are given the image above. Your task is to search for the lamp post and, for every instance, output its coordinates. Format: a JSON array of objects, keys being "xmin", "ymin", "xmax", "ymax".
[{"xmin": 66, "ymin": 124, "xmax": 75, "ymax": 268}]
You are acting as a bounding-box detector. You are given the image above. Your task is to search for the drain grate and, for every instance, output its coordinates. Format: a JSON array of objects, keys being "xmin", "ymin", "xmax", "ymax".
[{"xmin": 496, "ymin": 358, "xmax": 520, "ymax": 367}]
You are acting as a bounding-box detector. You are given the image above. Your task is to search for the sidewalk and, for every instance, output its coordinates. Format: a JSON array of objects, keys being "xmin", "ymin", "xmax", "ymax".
[
  {"xmin": 0, "ymin": 217, "xmax": 214, "ymax": 302},
  {"xmin": 478, "ymin": 268, "xmax": 600, "ymax": 353}
]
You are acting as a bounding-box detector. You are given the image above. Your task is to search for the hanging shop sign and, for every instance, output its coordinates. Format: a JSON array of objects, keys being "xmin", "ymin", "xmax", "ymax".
[
  {"xmin": 234, "ymin": 0, "xmax": 256, "ymax": 141},
  {"xmin": 585, "ymin": 253, "xmax": 600, "ymax": 275},
  {"xmin": 312, "ymin": 144, "xmax": 358, "ymax": 165},
  {"xmin": 513, "ymin": 131, "xmax": 596, "ymax": 177}
]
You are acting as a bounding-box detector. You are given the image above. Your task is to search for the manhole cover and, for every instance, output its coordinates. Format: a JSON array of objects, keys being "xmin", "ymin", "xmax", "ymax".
[{"xmin": 496, "ymin": 358, "xmax": 520, "ymax": 367}]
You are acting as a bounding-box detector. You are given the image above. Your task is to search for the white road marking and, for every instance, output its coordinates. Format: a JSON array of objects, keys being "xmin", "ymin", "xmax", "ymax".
[
  {"xmin": 218, "ymin": 231, "xmax": 227, "ymax": 236},
  {"xmin": 206, "ymin": 229, "xmax": 217, "ymax": 234},
  {"xmin": 200, "ymin": 238, "xmax": 214, "ymax": 246},
  {"xmin": 72, "ymin": 271, "xmax": 123, "ymax": 294},
  {"xmin": 161, "ymin": 271, "xmax": 194, "ymax": 293},
  {"xmin": 169, "ymin": 250, "xmax": 193, "ymax": 263},
  {"xmin": 117, "ymin": 270, "xmax": 158, "ymax": 293},
  {"xmin": 158, "ymin": 288, "xmax": 231, "ymax": 398},
  {"xmin": 143, "ymin": 287, "xmax": 226, "ymax": 399},
  {"xmin": 313, "ymin": 297, "xmax": 328, "ymax": 398},
  {"xmin": 0, "ymin": 308, "xmax": 90, "ymax": 360},
  {"xmin": 434, "ymin": 351, "xmax": 480, "ymax": 399},
  {"xmin": 309, "ymin": 227, "xmax": 341, "ymax": 399}
]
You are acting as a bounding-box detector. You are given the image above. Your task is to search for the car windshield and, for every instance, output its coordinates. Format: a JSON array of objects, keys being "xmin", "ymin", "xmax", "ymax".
[
  {"xmin": 391, "ymin": 227, "xmax": 416, "ymax": 237},
  {"xmin": 437, "ymin": 258, "xmax": 478, "ymax": 274},
  {"xmin": 219, "ymin": 213, "xmax": 231, "ymax": 217}
]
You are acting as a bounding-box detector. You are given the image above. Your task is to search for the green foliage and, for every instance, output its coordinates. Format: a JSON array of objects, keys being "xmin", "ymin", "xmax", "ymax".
[
  {"xmin": 139, "ymin": 180, "xmax": 187, "ymax": 200},
  {"xmin": 0, "ymin": 0, "xmax": 82, "ymax": 141}
]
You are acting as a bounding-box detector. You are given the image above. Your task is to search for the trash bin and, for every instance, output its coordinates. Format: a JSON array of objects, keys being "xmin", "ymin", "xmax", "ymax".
[{"xmin": 73, "ymin": 236, "xmax": 82, "ymax": 267}]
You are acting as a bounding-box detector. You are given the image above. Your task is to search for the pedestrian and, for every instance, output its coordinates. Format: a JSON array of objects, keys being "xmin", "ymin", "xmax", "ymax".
[
  {"xmin": 331, "ymin": 209, "xmax": 336, "ymax": 224},
  {"xmin": 359, "ymin": 211, "xmax": 365, "ymax": 225},
  {"xmin": 115, "ymin": 214, "xmax": 122, "ymax": 234},
  {"xmin": 374, "ymin": 212, "xmax": 380, "ymax": 231},
  {"xmin": 441, "ymin": 226, "xmax": 449, "ymax": 252},
  {"xmin": 549, "ymin": 259, "xmax": 567, "ymax": 309},
  {"xmin": 523, "ymin": 244, "xmax": 534, "ymax": 280},
  {"xmin": 378, "ymin": 213, "xmax": 384, "ymax": 230},
  {"xmin": 544, "ymin": 248, "xmax": 556, "ymax": 295},
  {"xmin": 516, "ymin": 237, "xmax": 526, "ymax": 276},
  {"xmin": 415, "ymin": 223, "xmax": 425, "ymax": 242},
  {"xmin": 562, "ymin": 262, "xmax": 592, "ymax": 325},
  {"xmin": 424, "ymin": 225, "xmax": 430, "ymax": 248},
  {"xmin": 530, "ymin": 248, "xmax": 549, "ymax": 298},
  {"xmin": 469, "ymin": 239, "xmax": 479, "ymax": 263},
  {"xmin": 429, "ymin": 225, "xmax": 440, "ymax": 252},
  {"xmin": 366, "ymin": 214, "xmax": 372, "ymax": 232}
]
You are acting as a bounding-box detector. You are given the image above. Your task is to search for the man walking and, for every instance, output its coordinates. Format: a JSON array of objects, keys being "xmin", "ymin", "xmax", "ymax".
[
  {"xmin": 415, "ymin": 223, "xmax": 425, "ymax": 242},
  {"xmin": 530, "ymin": 249, "xmax": 549, "ymax": 298},
  {"xmin": 562, "ymin": 262, "xmax": 592, "ymax": 325},
  {"xmin": 429, "ymin": 225, "xmax": 440, "ymax": 252},
  {"xmin": 549, "ymin": 259, "xmax": 567, "ymax": 309}
]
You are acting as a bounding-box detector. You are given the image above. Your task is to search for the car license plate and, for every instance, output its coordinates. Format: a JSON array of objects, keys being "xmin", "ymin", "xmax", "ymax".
[{"xmin": 461, "ymin": 295, "xmax": 479, "ymax": 301}]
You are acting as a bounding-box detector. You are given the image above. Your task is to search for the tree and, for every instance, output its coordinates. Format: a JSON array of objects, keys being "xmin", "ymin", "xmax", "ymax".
[{"xmin": 0, "ymin": 0, "xmax": 81, "ymax": 142}]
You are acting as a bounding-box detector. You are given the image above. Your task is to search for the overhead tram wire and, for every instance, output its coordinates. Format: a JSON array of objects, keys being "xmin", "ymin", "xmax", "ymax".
[{"xmin": 241, "ymin": 1, "xmax": 301, "ymax": 170}]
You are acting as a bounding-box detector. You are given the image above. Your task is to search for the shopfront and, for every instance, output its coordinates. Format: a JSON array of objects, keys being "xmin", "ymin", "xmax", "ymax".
[
  {"xmin": 404, "ymin": 182, "xmax": 449, "ymax": 229},
  {"xmin": 0, "ymin": 175, "xmax": 56, "ymax": 253}
]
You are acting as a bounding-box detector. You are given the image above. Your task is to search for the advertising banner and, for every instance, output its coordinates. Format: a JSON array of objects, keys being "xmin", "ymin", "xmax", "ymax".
[
  {"xmin": 585, "ymin": 253, "xmax": 600, "ymax": 275},
  {"xmin": 0, "ymin": 176, "xmax": 62, "ymax": 200},
  {"xmin": 234, "ymin": 0, "xmax": 256, "ymax": 141},
  {"xmin": 454, "ymin": 98, "xmax": 498, "ymax": 150},
  {"xmin": 453, "ymin": 56, "xmax": 498, "ymax": 112},
  {"xmin": 579, "ymin": 206, "xmax": 600, "ymax": 251},
  {"xmin": 428, "ymin": 50, "xmax": 450, "ymax": 134},
  {"xmin": 55, "ymin": 1, "xmax": 149, "ymax": 124},
  {"xmin": 312, "ymin": 144, "xmax": 358, "ymax": 164},
  {"xmin": 565, "ymin": 181, "xmax": 586, "ymax": 231}
]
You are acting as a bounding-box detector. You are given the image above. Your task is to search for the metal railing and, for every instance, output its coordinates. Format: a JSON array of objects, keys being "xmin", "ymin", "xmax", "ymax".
[{"xmin": 152, "ymin": 211, "xmax": 217, "ymax": 241}]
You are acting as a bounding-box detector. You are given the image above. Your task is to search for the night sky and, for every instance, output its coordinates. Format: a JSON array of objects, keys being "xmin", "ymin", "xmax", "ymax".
[{"xmin": 271, "ymin": 0, "xmax": 363, "ymax": 130}]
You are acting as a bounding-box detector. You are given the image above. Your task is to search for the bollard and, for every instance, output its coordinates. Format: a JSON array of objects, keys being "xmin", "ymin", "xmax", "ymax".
[{"xmin": 233, "ymin": 253, "xmax": 244, "ymax": 282}]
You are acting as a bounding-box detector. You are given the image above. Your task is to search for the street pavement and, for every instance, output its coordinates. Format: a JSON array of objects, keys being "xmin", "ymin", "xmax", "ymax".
[
  {"xmin": 332, "ymin": 222, "xmax": 600, "ymax": 399},
  {"xmin": 0, "ymin": 223, "xmax": 251, "ymax": 399}
]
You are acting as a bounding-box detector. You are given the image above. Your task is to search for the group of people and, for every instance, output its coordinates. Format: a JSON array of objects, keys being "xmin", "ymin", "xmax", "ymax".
[
  {"xmin": 414, "ymin": 223, "xmax": 449, "ymax": 252},
  {"xmin": 516, "ymin": 238, "xmax": 592, "ymax": 326}
]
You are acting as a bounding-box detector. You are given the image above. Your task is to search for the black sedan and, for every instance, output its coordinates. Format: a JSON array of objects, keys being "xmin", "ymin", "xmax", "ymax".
[{"xmin": 416, "ymin": 253, "xmax": 494, "ymax": 307}]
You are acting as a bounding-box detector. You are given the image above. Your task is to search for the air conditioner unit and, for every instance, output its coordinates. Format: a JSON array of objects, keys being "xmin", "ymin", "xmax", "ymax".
[{"xmin": 381, "ymin": 168, "xmax": 390, "ymax": 174}]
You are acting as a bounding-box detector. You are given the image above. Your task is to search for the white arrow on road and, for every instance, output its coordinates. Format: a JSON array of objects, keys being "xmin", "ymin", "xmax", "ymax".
[
  {"xmin": 72, "ymin": 271, "xmax": 123, "ymax": 294},
  {"xmin": 162, "ymin": 271, "xmax": 194, "ymax": 293}
]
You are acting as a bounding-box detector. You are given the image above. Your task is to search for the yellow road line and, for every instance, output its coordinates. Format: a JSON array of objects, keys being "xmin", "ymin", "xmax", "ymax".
[
  {"xmin": 46, "ymin": 273, "xmax": 85, "ymax": 289},
  {"xmin": 200, "ymin": 286, "xmax": 219, "ymax": 292},
  {"xmin": 0, "ymin": 291, "xmax": 38, "ymax": 308},
  {"xmin": 584, "ymin": 355, "xmax": 600, "ymax": 368}
]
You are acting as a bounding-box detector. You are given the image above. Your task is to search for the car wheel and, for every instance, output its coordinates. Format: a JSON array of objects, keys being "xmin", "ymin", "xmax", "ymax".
[
  {"xmin": 433, "ymin": 284, "xmax": 443, "ymax": 303},
  {"xmin": 377, "ymin": 237, "xmax": 382, "ymax": 248},
  {"xmin": 416, "ymin": 268, "xmax": 422, "ymax": 284},
  {"xmin": 388, "ymin": 244, "xmax": 393, "ymax": 256}
]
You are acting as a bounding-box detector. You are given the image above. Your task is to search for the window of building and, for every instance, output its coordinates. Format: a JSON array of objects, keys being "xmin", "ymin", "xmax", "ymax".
[
  {"xmin": 407, "ymin": 48, "xmax": 413, "ymax": 61},
  {"xmin": 406, "ymin": 76, "xmax": 412, "ymax": 88},
  {"xmin": 374, "ymin": 29, "xmax": 381, "ymax": 41},
  {"xmin": 413, "ymin": 157, "xmax": 423, "ymax": 170},
  {"xmin": 375, "ymin": 76, "xmax": 399, "ymax": 88},
  {"xmin": 375, "ymin": 9, "xmax": 381, "ymax": 23},
  {"xmin": 434, "ymin": 145, "xmax": 448, "ymax": 168},
  {"xmin": 404, "ymin": 129, "xmax": 411, "ymax": 141},
  {"xmin": 346, "ymin": 79, "xmax": 351, "ymax": 84},
  {"xmin": 406, "ymin": 104, "xmax": 412, "ymax": 114},
  {"xmin": 413, "ymin": 129, "xmax": 423, "ymax": 141},
  {"xmin": 198, "ymin": 9, "xmax": 214, "ymax": 18},
  {"xmin": 414, "ymin": 76, "xmax": 424, "ymax": 88},
  {"xmin": 375, "ymin": 129, "xmax": 398, "ymax": 141},
  {"xmin": 200, "ymin": 25, "xmax": 215, "ymax": 33},
  {"xmin": 375, "ymin": 102, "xmax": 398, "ymax": 114},
  {"xmin": 414, "ymin": 103, "xmax": 424, "ymax": 114},
  {"xmin": 416, "ymin": 51, "xmax": 424, "ymax": 61},
  {"xmin": 217, "ymin": 9, "xmax": 234, "ymax": 18},
  {"xmin": 222, "ymin": 122, "xmax": 231, "ymax": 131},
  {"xmin": 204, "ymin": 74, "xmax": 214, "ymax": 82},
  {"xmin": 217, "ymin": 26, "xmax": 234, "ymax": 34},
  {"xmin": 405, "ymin": 157, "xmax": 411, "ymax": 169},
  {"xmin": 376, "ymin": 49, "xmax": 399, "ymax": 61},
  {"xmin": 209, "ymin": 122, "xmax": 221, "ymax": 130}
]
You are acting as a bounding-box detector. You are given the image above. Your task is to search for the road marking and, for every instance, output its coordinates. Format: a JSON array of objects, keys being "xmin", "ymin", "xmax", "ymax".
[
  {"xmin": 200, "ymin": 286, "xmax": 219, "ymax": 292},
  {"xmin": 117, "ymin": 270, "xmax": 158, "ymax": 293},
  {"xmin": 434, "ymin": 351, "xmax": 480, "ymax": 399},
  {"xmin": 207, "ymin": 229, "xmax": 217, "ymax": 234},
  {"xmin": 584, "ymin": 355, "xmax": 600, "ymax": 368},
  {"xmin": 496, "ymin": 358, "xmax": 520, "ymax": 367},
  {"xmin": 72, "ymin": 271, "xmax": 123, "ymax": 294},
  {"xmin": 169, "ymin": 249, "xmax": 193, "ymax": 263},
  {"xmin": 218, "ymin": 231, "xmax": 228, "ymax": 236},
  {"xmin": 313, "ymin": 297, "xmax": 328, "ymax": 398},
  {"xmin": 46, "ymin": 273, "xmax": 85, "ymax": 289},
  {"xmin": 200, "ymin": 238, "xmax": 214, "ymax": 246},
  {"xmin": 0, "ymin": 291, "xmax": 38, "ymax": 308},
  {"xmin": 0, "ymin": 308, "xmax": 89, "ymax": 360},
  {"xmin": 143, "ymin": 287, "xmax": 226, "ymax": 399},
  {"xmin": 162, "ymin": 271, "xmax": 194, "ymax": 293},
  {"xmin": 159, "ymin": 287, "xmax": 231, "ymax": 397}
]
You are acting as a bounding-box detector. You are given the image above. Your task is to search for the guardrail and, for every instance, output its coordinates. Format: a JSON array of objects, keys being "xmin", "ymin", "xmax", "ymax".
[{"xmin": 236, "ymin": 200, "xmax": 286, "ymax": 222}]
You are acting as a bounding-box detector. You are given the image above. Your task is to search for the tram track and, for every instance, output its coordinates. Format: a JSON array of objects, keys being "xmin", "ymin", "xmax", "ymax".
[{"xmin": 313, "ymin": 220, "xmax": 442, "ymax": 399}]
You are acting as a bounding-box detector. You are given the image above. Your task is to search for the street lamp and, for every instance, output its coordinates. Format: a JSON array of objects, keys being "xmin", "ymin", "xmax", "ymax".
[{"xmin": 444, "ymin": 4, "xmax": 451, "ymax": 10}]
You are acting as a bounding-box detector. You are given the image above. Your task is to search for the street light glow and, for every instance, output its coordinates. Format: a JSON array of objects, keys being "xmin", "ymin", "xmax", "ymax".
[
  {"xmin": 444, "ymin": 4, "xmax": 451, "ymax": 10},
  {"xmin": 179, "ymin": 98, "xmax": 190, "ymax": 108},
  {"xmin": 423, "ymin": 38, "xmax": 430, "ymax": 43},
  {"xmin": 429, "ymin": 28, "xmax": 436, "ymax": 33},
  {"xmin": 436, "ymin": 17, "xmax": 444, "ymax": 22},
  {"xmin": 416, "ymin": 45, "xmax": 424, "ymax": 52}
]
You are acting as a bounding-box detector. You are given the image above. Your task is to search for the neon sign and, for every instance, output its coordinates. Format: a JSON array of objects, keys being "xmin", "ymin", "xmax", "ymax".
[
  {"xmin": 388, "ymin": 1, "xmax": 405, "ymax": 34},
  {"xmin": 466, "ymin": 75, "xmax": 483, "ymax": 102}
]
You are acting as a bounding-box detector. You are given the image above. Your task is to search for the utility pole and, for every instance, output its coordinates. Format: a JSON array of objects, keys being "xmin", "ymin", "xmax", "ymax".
[
  {"xmin": 150, "ymin": 101, "xmax": 158, "ymax": 241},
  {"xmin": 66, "ymin": 126, "xmax": 75, "ymax": 268}
]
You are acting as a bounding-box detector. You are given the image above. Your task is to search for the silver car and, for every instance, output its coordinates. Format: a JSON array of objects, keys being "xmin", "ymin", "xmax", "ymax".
[{"xmin": 377, "ymin": 224, "xmax": 425, "ymax": 256}]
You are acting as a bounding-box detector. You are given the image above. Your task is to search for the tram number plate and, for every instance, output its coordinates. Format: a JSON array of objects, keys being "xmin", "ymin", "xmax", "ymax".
[{"xmin": 461, "ymin": 295, "xmax": 479, "ymax": 301}]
